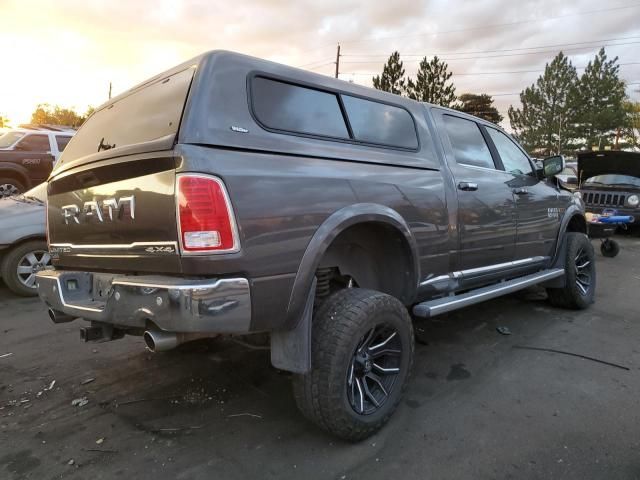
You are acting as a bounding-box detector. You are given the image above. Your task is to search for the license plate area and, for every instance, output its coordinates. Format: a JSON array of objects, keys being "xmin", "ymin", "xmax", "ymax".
[{"xmin": 92, "ymin": 273, "xmax": 116, "ymax": 301}]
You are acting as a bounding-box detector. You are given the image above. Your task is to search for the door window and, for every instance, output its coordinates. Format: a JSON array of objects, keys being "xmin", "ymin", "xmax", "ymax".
[
  {"xmin": 443, "ymin": 115, "xmax": 495, "ymax": 169},
  {"xmin": 15, "ymin": 134, "xmax": 50, "ymax": 152},
  {"xmin": 486, "ymin": 128, "xmax": 533, "ymax": 175}
]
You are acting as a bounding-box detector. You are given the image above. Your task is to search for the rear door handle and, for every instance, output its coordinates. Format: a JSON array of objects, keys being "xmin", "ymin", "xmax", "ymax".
[
  {"xmin": 513, "ymin": 187, "xmax": 528, "ymax": 195},
  {"xmin": 457, "ymin": 182, "xmax": 478, "ymax": 191}
]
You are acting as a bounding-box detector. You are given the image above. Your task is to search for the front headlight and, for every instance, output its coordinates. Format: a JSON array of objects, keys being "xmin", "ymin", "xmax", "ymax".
[
  {"xmin": 627, "ymin": 194, "xmax": 639, "ymax": 208},
  {"xmin": 573, "ymin": 191, "xmax": 582, "ymax": 200}
]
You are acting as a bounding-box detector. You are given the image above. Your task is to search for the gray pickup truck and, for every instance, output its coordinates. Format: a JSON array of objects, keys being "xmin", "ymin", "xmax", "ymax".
[{"xmin": 36, "ymin": 50, "xmax": 594, "ymax": 441}]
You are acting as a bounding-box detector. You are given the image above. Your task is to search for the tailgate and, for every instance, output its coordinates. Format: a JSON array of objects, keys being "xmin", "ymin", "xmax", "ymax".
[
  {"xmin": 47, "ymin": 154, "xmax": 181, "ymax": 273},
  {"xmin": 45, "ymin": 63, "xmax": 196, "ymax": 273}
]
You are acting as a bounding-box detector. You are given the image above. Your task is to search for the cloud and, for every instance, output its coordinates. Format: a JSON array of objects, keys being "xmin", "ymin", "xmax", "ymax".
[{"xmin": 0, "ymin": 0, "xmax": 638, "ymax": 125}]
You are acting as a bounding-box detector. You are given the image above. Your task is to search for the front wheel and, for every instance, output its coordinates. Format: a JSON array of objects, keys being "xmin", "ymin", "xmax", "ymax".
[
  {"xmin": 0, "ymin": 240, "xmax": 51, "ymax": 296},
  {"xmin": 293, "ymin": 288, "xmax": 414, "ymax": 441},
  {"xmin": 0, "ymin": 178, "xmax": 25, "ymax": 198},
  {"xmin": 546, "ymin": 233, "xmax": 596, "ymax": 309}
]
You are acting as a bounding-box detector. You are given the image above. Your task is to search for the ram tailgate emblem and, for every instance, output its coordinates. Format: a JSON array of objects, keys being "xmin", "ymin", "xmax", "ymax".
[{"xmin": 61, "ymin": 196, "xmax": 135, "ymax": 224}]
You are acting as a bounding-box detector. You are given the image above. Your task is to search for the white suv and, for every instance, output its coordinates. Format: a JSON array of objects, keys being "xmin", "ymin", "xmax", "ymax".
[{"xmin": 0, "ymin": 125, "xmax": 75, "ymax": 163}]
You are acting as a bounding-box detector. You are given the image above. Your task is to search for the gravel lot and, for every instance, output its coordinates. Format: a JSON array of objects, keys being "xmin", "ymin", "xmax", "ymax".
[{"xmin": 1, "ymin": 236, "xmax": 639, "ymax": 480}]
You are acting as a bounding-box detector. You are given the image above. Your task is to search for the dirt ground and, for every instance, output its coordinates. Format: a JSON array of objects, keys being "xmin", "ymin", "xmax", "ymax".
[{"xmin": 1, "ymin": 236, "xmax": 639, "ymax": 480}]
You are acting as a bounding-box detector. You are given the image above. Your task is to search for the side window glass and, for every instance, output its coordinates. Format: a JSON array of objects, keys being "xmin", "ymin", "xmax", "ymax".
[
  {"xmin": 252, "ymin": 77, "xmax": 349, "ymax": 139},
  {"xmin": 443, "ymin": 115, "xmax": 495, "ymax": 169},
  {"xmin": 16, "ymin": 134, "xmax": 50, "ymax": 152},
  {"xmin": 55, "ymin": 135, "xmax": 71, "ymax": 152},
  {"xmin": 341, "ymin": 95, "xmax": 418, "ymax": 149},
  {"xmin": 486, "ymin": 128, "xmax": 533, "ymax": 175}
]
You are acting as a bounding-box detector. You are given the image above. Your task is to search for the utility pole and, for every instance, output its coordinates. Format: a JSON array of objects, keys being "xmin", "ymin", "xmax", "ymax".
[
  {"xmin": 334, "ymin": 44, "xmax": 341, "ymax": 79},
  {"xmin": 108, "ymin": 82, "xmax": 112, "ymax": 100}
]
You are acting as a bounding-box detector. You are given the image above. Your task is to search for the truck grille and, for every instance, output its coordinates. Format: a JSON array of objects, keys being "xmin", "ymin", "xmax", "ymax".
[{"xmin": 583, "ymin": 191, "xmax": 626, "ymax": 207}]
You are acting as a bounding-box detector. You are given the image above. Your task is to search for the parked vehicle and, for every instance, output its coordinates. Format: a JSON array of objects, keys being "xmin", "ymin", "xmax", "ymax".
[
  {"xmin": 0, "ymin": 182, "xmax": 49, "ymax": 296},
  {"xmin": 578, "ymin": 151, "xmax": 640, "ymax": 219},
  {"xmin": 0, "ymin": 126, "xmax": 74, "ymax": 197},
  {"xmin": 36, "ymin": 51, "xmax": 593, "ymax": 441}
]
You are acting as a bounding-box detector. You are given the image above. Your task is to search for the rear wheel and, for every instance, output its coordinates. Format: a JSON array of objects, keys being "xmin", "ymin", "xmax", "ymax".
[
  {"xmin": 0, "ymin": 240, "xmax": 51, "ymax": 296},
  {"xmin": 0, "ymin": 178, "xmax": 25, "ymax": 198},
  {"xmin": 293, "ymin": 288, "xmax": 414, "ymax": 441},
  {"xmin": 546, "ymin": 233, "xmax": 595, "ymax": 309}
]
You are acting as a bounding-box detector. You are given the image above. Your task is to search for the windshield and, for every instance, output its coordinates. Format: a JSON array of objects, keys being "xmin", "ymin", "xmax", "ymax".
[
  {"xmin": 585, "ymin": 174, "xmax": 640, "ymax": 187},
  {"xmin": 0, "ymin": 131, "xmax": 25, "ymax": 148}
]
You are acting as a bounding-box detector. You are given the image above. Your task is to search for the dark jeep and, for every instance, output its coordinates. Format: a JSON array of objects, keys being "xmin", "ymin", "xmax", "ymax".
[
  {"xmin": 578, "ymin": 150, "xmax": 640, "ymax": 221},
  {"xmin": 36, "ymin": 50, "xmax": 593, "ymax": 440}
]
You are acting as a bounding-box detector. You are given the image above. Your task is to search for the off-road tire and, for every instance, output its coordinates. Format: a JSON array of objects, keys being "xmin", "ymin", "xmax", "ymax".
[
  {"xmin": 600, "ymin": 239, "xmax": 619, "ymax": 258},
  {"xmin": 546, "ymin": 233, "xmax": 595, "ymax": 309},
  {"xmin": 292, "ymin": 288, "xmax": 414, "ymax": 441},
  {"xmin": 0, "ymin": 177, "xmax": 26, "ymax": 198},
  {"xmin": 0, "ymin": 240, "xmax": 49, "ymax": 296}
]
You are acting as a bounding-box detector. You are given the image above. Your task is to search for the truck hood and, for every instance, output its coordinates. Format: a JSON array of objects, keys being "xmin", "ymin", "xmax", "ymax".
[
  {"xmin": 0, "ymin": 197, "xmax": 45, "ymax": 245},
  {"xmin": 578, "ymin": 151, "xmax": 640, "ymax": 182}
]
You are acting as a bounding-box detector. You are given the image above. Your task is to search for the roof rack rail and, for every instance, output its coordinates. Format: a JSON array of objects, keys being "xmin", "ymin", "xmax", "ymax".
[{"xmin": 17, "ymin": 123, "xmax": 77, "ymax": 132}]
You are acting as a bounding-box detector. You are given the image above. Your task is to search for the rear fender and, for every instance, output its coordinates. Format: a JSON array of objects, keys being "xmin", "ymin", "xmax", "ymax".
[{"xmin": 271, "ymin": 204, "xmax": 419, "ymax": 373}]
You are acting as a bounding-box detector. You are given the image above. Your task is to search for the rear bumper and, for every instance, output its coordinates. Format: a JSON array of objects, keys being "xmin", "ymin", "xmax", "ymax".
[{"xmin": 35, "ymin": 270, "xmax": 251, "ymax": 333}]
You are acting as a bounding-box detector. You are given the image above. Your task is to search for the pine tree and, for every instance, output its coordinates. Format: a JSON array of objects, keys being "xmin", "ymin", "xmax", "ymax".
[
  {"xmin": 372, "ymin": 51, "xmax": 407, "ymax": 95},
  {"xmin": 572, "ymin": 48, "xmax": 627, "ymax": 150},
  {"xmin": 508, "ymin": 52, "xmax": 578, "ymax": 155},
  {"xmin": 456, "ymin": 93, "xmax": 503, "ymax": 124},
  {"xmin": 406, "ymin": 56, "xmax": 456, "ymax": 107}
]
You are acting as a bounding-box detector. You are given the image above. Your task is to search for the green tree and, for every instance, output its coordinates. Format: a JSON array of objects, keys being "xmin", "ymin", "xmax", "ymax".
[
  {"xmin": 572, "ymin": 48, "xmax": 627, "ymax": 150},
  {"xmin": 508, "ymin": 52, "xmax": 578, "ymax": 155},
  {"xmin": 30, "ymin": 103, "xmax": 86, "ymax": 128},
  {"xmin": 406, "ymin": 56, "xmax": 457, "ymax": 107},
  {"xmin": 0, "ymin": 114, "xmax": 9, "ymax": 128},
  {"xmin": 620, "ymin": 100, "xmax": 640, "ymax": 148},
  {"xmin": 456, "ymin": 93, "xmax": 503, "ymax": 124},
  {"xmin": 372, "ymin": 51, "xmax": 407, "ymax": 95}
]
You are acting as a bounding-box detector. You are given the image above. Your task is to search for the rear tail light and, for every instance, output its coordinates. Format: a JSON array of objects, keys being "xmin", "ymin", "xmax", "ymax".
[{"xmin": 176, "ymin": 174, "xmax": 239, "ymax": 253}]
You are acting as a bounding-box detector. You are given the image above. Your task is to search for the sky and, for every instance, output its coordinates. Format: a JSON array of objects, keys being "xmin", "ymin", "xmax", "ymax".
[{"xmin": 0, "ymin": 0, "xmax": 639, "ymax": 128}]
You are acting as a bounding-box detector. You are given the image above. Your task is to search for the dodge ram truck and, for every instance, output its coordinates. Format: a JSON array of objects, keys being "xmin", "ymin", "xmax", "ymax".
[{"xmin": 36, "ymin": 50, "xmax": 594, "ymax": 441}]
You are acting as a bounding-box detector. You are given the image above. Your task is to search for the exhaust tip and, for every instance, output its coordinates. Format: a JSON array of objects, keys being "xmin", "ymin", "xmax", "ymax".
[
  {"xmin": 143, "ymin": 331, "xmax": 157, "ymax": 352},
  {"xmin": 48, "ymin": 308, "xmax": 75, "ymax": 324}
]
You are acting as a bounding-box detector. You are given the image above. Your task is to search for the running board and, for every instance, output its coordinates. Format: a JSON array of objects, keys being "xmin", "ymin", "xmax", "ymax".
[{"xmin": 412, "ymin": 269, "xmax": 565, "ymax": 318}]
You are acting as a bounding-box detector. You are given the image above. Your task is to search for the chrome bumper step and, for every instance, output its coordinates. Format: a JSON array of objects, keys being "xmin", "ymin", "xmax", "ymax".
[{"xmin": 412, "ymin": 269, "xmax": 565, "ymax": 318}]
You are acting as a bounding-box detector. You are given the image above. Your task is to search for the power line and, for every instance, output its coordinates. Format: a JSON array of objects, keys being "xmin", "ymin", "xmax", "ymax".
[
  {"xmin": 298, "ymin": 58, "xmax": 335, "ymax": 68},
  {"xmin": 338, "ymin": 62, "xmax": 640, "ymax": 78},
  {"xmin": 341, "ymin": 35, "xmax": 640, "ymax": 59},
  {"xmin": 340, "ymin": 3, "xmax": 640, "ymax": 47},
  {"xmin": 305, "ymin": 61, "xmax": 336, "ymax": 71},
  {"xmin": 340, "ymin": 41, "xmax": 640, "ymax": 64}
]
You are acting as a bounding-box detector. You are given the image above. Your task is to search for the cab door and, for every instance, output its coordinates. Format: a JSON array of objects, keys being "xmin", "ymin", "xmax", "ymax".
[
  {"xmin": 436, "ymin": 111, "xmax": 517, "ymax": 271},
  {"xmin": 483, "ymin": 126, "xmax": 561, "ymax": 259}
]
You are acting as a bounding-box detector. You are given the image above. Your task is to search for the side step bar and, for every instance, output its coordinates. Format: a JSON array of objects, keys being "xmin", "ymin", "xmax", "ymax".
[{"xmin": 412, "ymin": 269, "xmax": 565, "ymax": 318}]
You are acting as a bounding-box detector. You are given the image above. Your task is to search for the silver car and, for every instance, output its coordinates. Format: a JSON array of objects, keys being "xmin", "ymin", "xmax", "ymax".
[{"xmin": 0, "ymin": 183, "xmax": 50, "ymax": 296}]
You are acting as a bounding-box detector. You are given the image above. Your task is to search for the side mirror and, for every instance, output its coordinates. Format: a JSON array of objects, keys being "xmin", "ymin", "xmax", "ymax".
[{"xmin": 543, "ymin": 155, "xmax": 564, "ymax": 178}]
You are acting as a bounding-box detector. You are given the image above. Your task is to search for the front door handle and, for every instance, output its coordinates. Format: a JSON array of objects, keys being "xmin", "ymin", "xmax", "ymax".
[
  {"xmin": 458, "ymin": 182, "xmax": 478, "ymax": 191},
  {"xmin": 513, "ymin": 187, "xmax": 528, "ymax": 195}
]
